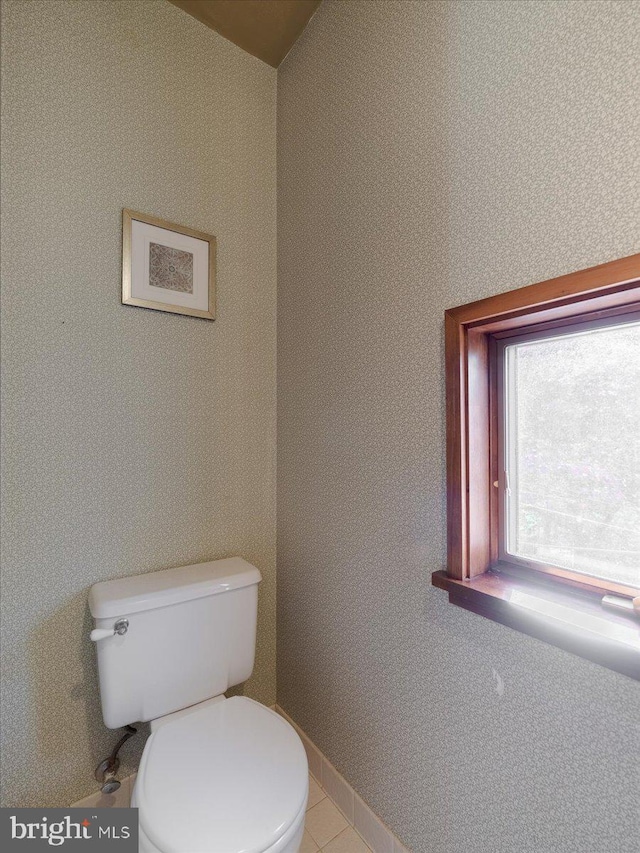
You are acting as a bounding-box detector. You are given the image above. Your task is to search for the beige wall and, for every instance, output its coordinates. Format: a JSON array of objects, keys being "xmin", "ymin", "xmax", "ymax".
[
  {"xmin": 277, "ymin": 2, "xmax": 640, "ymax": 852},
  {"xmin": 0, "ymin": 0, "xmax": 276, "ymax": 807}
]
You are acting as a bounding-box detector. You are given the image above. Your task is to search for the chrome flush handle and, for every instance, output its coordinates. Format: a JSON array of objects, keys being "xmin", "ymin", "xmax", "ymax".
[{"xmin": 90, "ymin": 618, "xmax": 129, "ymax": 642}]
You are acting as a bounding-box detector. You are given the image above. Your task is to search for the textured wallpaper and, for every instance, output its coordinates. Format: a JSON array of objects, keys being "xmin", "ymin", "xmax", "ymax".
[
  {"xmin": 1, "ymin": 0, "xmax": 276, "ymax": 807},
  {"xmin": 277, "ymin": 2, "xmax": 640, "ymax": 852}
]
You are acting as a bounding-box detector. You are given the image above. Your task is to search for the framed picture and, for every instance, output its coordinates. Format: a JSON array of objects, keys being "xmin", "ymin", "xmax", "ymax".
[{"xmin": 122, "ymin": 209, "xmax": 216, "ymax": 320}]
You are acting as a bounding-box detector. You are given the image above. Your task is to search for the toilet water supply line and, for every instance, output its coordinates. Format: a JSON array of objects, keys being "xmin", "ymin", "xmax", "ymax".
[{"xmin": 95, "ymin": 725, "xmax": 138, "ymax": 794}]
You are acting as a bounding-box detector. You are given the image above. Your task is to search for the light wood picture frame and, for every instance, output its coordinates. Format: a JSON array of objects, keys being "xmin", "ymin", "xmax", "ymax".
[{"xmin": 122, "ymin": 209, "xmax": 216, "ymax": 320}]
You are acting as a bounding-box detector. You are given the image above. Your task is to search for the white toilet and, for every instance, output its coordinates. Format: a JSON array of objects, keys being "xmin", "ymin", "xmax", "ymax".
[{"xmin": 89, "ymin": 557, "xmax": 308, "ymax": 853}]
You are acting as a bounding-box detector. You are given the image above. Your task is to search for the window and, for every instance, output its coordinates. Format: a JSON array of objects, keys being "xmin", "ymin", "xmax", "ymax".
[
  {"xmin": 498, "ymin": 316, "xmax": 640, "ymax": 592},
  {"xmin": 433, "ymin": 253, "xmax": 640, "ymax": 679}
]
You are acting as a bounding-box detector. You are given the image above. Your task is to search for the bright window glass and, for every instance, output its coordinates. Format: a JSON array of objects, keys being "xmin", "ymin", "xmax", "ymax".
[{"xmin": 503, "ymin": 319, "xmax": 640, "ymax": 587}]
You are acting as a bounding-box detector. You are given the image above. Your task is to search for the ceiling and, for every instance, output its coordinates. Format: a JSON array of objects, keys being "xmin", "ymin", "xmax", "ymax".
[{"xmin": 169, "ymin": 0, "xmax": 322, "ymax": 68}]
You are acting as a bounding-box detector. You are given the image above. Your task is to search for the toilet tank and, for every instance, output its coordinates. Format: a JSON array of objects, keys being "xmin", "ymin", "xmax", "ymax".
[{"xmin": 88, "ymin": 558, "xmax": 261, "ymax": 728}]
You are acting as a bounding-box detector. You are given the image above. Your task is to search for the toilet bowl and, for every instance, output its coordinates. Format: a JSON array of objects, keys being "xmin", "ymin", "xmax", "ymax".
[
  {"xmin": 89, "ymin": 558, "xmax": 308, "ymax": 853},
  {"xmin": 130, "ymin": 696, "xmax": 308, "ymax": 853}
]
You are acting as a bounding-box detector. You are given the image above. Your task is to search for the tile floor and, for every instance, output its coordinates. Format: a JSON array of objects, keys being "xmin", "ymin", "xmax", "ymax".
[{"xmin": 302, "ymin": 773, "xmax": 373, "ymax": 853}]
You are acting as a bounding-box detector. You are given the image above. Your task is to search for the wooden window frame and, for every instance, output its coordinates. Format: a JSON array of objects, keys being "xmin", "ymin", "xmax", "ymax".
[{"xmin": 432, "ymin": 253, "xmax": 640, "ymax": 680}]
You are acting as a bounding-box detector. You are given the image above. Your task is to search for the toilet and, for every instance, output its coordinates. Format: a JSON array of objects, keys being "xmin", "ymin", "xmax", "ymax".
[{"xmin": 89, "ymin": 557, "xmax": 308, "ymax": 853}]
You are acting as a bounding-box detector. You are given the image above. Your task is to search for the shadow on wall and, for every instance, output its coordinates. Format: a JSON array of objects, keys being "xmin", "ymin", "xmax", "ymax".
[{"xmin": 28, "ymin": 593, "xmax": 148, "ymax": 806}]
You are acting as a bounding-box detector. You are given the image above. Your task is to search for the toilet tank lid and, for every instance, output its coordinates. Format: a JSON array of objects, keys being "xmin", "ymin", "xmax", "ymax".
[{"xmin": 89, "ymin": 557, "xmax": 261, "ymax": 619}]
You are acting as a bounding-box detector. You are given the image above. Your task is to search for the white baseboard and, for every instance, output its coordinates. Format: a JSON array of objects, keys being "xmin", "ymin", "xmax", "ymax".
[{"xmin": 275, "ymin": 704, "xmax": 412, "ymax": 853}]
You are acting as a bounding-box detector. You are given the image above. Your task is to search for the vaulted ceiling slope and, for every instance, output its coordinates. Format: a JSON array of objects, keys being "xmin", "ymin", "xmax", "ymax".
[{"xmin": 169, "ymin": 0, "xmax": 322, "ymax": 67}]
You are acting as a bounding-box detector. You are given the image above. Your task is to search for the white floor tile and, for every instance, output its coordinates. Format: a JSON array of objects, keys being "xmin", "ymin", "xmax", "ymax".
[
  {"xmin": 307, "ymin": 774, "xmax": 326, "ymax": 810},
  {"xmin": 299, "ymin": 830, "xmax": 321, "ymax": 853},
  {"xmin": 323, "ymin": 826, "xmax": 373, "ymax": 853},
  {"xmin": 305, "ymin": 798, "xmax": 349, "ymax": 848}
]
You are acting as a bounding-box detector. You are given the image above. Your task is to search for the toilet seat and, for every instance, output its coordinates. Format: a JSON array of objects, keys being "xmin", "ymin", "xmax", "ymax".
[
  {"xmin": 134, "ymin": 697, "xmax": 308, "ymax": 853},
  {"xmin": 137, "ymin": 800, "xmax": 307, "ymax": 853}
]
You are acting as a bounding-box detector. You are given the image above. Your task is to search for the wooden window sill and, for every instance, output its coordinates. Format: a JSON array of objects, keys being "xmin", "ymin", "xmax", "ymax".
[{"xmin": 432, "ymin": 569, "xmax": 640, "ymax": 681}]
